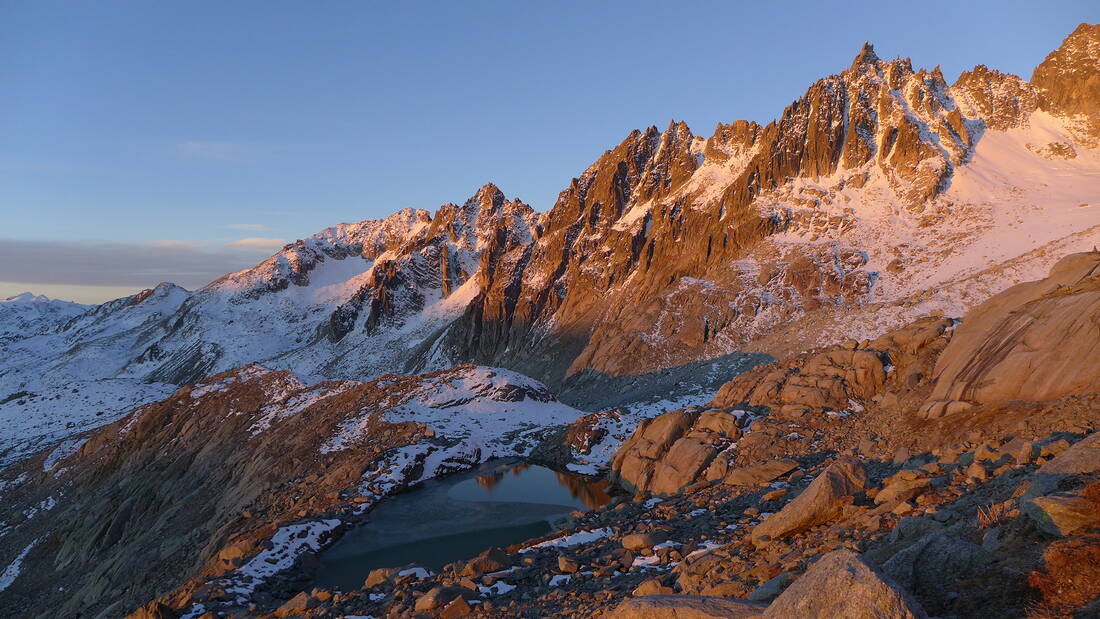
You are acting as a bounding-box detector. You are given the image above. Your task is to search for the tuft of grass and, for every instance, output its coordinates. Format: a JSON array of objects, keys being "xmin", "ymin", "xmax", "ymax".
[{"xmin": 977, "ymin": 501, "xmax": 1011, "ymax": 529}]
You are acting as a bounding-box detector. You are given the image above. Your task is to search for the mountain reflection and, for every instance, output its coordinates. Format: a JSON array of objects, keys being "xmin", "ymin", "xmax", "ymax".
[
  {"xmin": 555, "ymin": 471, "xmax": 611, "ymax": 509},
  {"xmin": 470, "ymin": 464, "xmax": 611, "ymax": 510}
]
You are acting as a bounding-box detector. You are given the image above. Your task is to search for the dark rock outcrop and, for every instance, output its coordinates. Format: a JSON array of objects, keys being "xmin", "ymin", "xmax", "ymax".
[{"xmin": 762, "ymin": 549, "xmax": 927, "ymax": 619}]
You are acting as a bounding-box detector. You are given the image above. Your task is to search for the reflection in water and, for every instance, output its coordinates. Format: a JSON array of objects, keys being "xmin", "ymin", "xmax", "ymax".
[
  {"xmin": 473, "ymin": 464, "xmax": 530, "ymax": 490},
  {"xmin": 314, "ymin": 460, "xmax": 611, "ymax": 590},
  {"xmin": 556, "ymin": 471, "xmax": 612, "ymax": 510}
]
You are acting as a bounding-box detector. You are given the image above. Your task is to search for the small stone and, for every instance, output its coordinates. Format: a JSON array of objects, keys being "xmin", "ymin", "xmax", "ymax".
[
  {"xmin": 892, "ymin": 502, "xmax": 915, "ymax": 515},
  {"xmin": 762, "ymin": 489, "xmax": 788, "ymax": 502},
  {"xmin": 623, "ymin": 532, "xmax": 668, "ymax": 551},
  {"xmin": 558, "ymin": 555, "xmax": 580, "ymax": 573},
  {"xmin": 439, "ymin": 596, "xmax": 472, "ymax": 619},
  {"xmin": 633, "ymin": 578, "xmax": 674, "ymax": 596},
  {"xmin": 364, "ymin": 567, "xmax": 398, "ymax": 588}
]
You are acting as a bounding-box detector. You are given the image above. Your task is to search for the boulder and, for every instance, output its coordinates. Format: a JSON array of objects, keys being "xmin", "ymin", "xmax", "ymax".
[
  {"xmin": 762, "ymin": 550, "xmax": 927, "ymax": 618},
  {"xmin": 750, "ymin": 457, "xmax": 865, "ymax": 545},
  {"xmin": 633, "ymin": 579, "xmax": 675, "ymax": 596},
  {"xmin": 887, "ymin": 516, "xmax": 944, "ymax": 544},
  {"xmin": 274, "ymin": 591, "xmax": 318, "ymax": 617},
  {"xmin": 923, "ymin": 251, "xmax": 1100, "ymax": 411},
  {"xmin": 1038, "ymin": 432, "xmax": 1100, "ymax": 476},
  {"xmin": 1001, "ymin": 437, "xmax": 1038, "ymax": 464},
  {"xmin": 414, "ymin": 586, "xmax": 475, "ymax": 612},
  {"xmin": 875, "ymin": 478, "xmax": 931, "ymax": 505},
  {"xmin": 623, "ymin": 531, "xmax": 669, "ymax": 551},
  {"xmin": 882, "ymin": 534, "xmax": 993, "ymax": 599},
  {"xmin": 364, "ymin": 567, "xmax": 399, "ymax": 588},
  {"xmin": 1029, "ymin": 433, "xmax": 1100, "ymax": 496},
  {"xmin": 649, "ymin": 437, "xmax": 719, "ymax": 495},
  {"xmin": 1024, "ymin": 493, "xmax": 1100, "ymax": 536},
  {"xmin": 460, "ymin": 546, "xmax": 510, "ymax": 576},
  {"xmin": 557, "ymin": 555, "xmax": 580, "ymax": 573},
  {"xmin": 439, "ymin": 596, "xmax": 472, "ymax": 618},
  {"xmin": 607, "ymin": 594, "xmax": 766, "ymax": 618},
  {"xmin": 693, "ymin": 410, "xmax": 742, "ymax": 437},
  {"xmin": 612, "ymin": 411, "xmax": 699, "ymax": 492}
]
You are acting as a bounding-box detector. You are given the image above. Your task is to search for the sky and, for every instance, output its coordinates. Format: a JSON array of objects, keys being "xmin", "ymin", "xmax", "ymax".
[{"xmin": 1, "ymin": 0, "xmax": 1095, "ymax": 303}]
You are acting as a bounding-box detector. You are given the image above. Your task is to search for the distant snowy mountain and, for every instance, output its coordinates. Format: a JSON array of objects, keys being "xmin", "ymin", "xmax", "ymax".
[
  {"xmin": 2, "ymin": 24, "xmax": 1099, "ymax": 467},
  {"xmin": 0, "ymin": 284, "xmax": 188, "ymax": 465},
  {"xmin": 0, "ymin": 293, "xmax": 88, "ymax": 344}
]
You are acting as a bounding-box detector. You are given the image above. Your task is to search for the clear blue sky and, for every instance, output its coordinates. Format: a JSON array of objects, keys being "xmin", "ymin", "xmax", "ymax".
[{"xmin": 1, "ymin": 0, "xmax": 1095, "ymax": 302}]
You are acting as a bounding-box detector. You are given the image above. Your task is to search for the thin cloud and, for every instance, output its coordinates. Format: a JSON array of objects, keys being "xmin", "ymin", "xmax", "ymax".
[
  {"xmin": 226, "ymin": 223, "xmax": 273, "ymax": 232},
  {"xmin": 148, "ymin": 239, "xmax": 203, "ymax": 250},
  {"xmin": 0, "ymin": 239, "xmax": 277, "ymax": 289},
  {"xmin": 226, "ymin": 237, "xmax": 288, "ymax": 250}
]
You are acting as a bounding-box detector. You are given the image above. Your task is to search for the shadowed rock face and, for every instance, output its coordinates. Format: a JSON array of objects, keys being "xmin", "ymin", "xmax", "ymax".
[
  {"xmin": 762, "ymin": 549, "xmax": 928, "ymax": 619},
  {"xmin": 922, "ymin": 251, "xmax": 1100, "ymax": 417}
]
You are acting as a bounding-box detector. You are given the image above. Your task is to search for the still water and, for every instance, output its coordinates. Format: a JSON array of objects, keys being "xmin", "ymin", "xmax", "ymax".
[{"xmin": 313, "ymin": 461, "xmax": 611, "ymax": 590}]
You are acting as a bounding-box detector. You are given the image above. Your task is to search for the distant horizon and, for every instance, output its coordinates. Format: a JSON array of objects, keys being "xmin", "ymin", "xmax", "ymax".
[{"xmin": 1, "ymin": 1, "xmax": 1094, "ymax": 303}]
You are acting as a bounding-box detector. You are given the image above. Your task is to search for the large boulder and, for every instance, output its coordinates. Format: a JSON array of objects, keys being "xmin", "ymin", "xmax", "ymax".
[
  {"xmin": 612, "ymin": 408, "xmax": 754, "ymax": 494},
  {"xmin": 607, "ymin": 594, "xmax": 766, "ymax": 618},
  {"xmin": 922, "ymin": 251, "xmax": 1100, "ymax": 417},
  {"xmin": 750, "ymin": 457, "xmax": 865, "ymax": 546},
  {"xmin": 714, "ymin": 349, "xmax": 888, "ymax": 414},
  {"xmin": 649, "ymin": 437, "xmax": 721, "ymax": 495},
  {"xmin": 762, "ymin": 550, "xmax": 927, "ymax": 618},
  {"xmin": 612, "ymin": 411, "xmax": 699, "ymax": 493}
]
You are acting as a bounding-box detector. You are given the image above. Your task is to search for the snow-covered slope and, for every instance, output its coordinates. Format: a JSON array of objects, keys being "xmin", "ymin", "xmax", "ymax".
[
  {"xmin": 120, "ymin": 184, "xmax": 534, "ymax": 385},
  {"xmin": 0, "ymin": 283, "xmax": 188, "ymax": 466},
  {"xmin": 744, "ymin": 107, "xmax": 1100, "ymax": 349}
]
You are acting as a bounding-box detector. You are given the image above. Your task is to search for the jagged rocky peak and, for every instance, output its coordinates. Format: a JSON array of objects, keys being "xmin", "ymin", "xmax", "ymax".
[
  {"xmin": 208, "ymin": 208, "xmax": 432, "ymax": 299},
  {"xmin": 952, "ymin": 64, "xmax": 1037, "ymax": 131},
  {"xmin": 634, "ymin": 120, "xmax": 699, "ymax": 204},
  {"xmin": 1032, "ymin": 22, "xmax": 1100, "ymax": 143},
  {"xmin": 428, "ymin": 182, "xmax": 537, "ymax": 253},
  {"xmin": 851, "ymin": 41, "xmax": 880, "ymax": 68}
]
